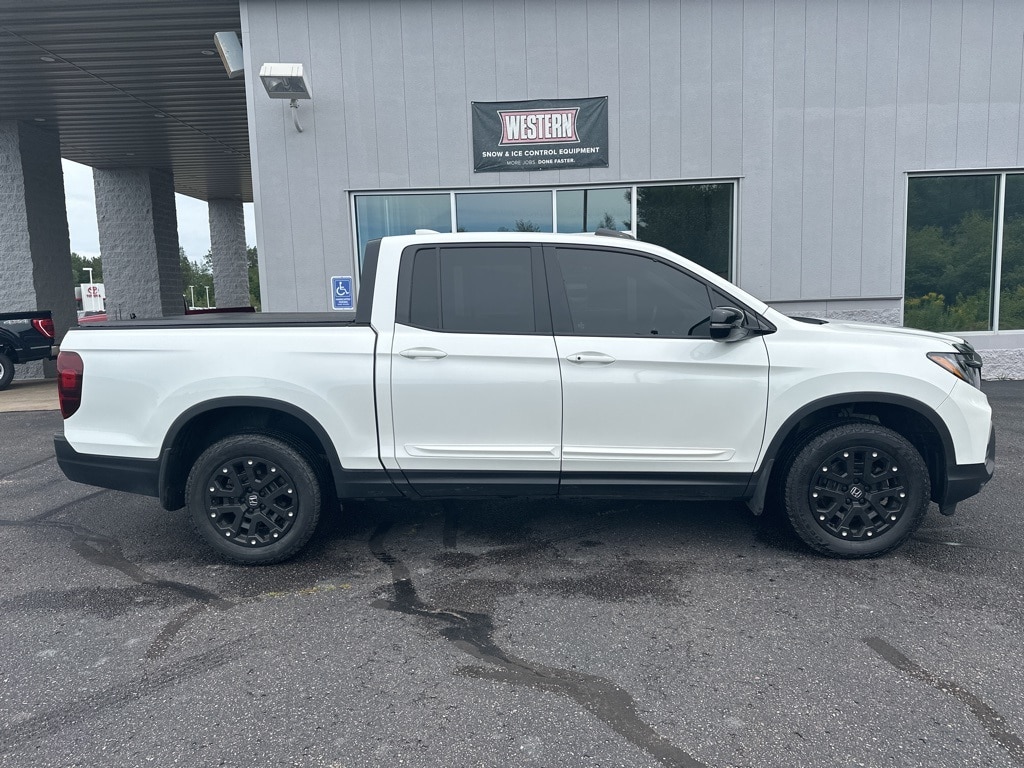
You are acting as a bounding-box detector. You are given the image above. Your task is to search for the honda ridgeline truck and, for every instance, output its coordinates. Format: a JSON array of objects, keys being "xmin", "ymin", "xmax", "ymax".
[{"xmin": 54, "ymin": 231, "xmax": 995, "ymax": 564}]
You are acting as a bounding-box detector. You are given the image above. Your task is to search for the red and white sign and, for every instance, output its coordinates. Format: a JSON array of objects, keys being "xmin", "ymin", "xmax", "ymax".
[
  {"xmin": 498, "ymin": 108, "xmax": 580, "ymax": 145},
  {"xmin": 81, "ymin": 283, "xmax": 106, "ymax": 312}
]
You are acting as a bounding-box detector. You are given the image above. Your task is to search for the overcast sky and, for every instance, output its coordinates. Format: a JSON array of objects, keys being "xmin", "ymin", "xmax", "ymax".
[{"xmin": 62, "ymin": 159, "xmax": 256, "ymax": 263}]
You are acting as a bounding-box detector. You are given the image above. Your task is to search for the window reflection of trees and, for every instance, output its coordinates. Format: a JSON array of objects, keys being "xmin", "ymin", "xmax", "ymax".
[
  {"xmin": 636, "ymin": 184, "xmax": 733, "ymax": 279},
  {"xmin": 904, "ymin": 175, "xmax": 996, "ymax": 332}
]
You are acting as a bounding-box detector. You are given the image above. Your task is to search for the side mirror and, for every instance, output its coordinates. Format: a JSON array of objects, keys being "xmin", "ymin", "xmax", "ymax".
[{"xmin": 710, "ymin": 306, "xmax": 750, "ymax": 342}]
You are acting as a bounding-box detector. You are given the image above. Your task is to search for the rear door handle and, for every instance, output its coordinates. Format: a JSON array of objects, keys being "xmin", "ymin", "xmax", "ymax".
[
  {"xmin": 399, "ymin": 347, "xmax": 447, "ymax": 360},
  {"xmin": 566, "ymin": 352, "xmax": 616, "ymax": 364}
]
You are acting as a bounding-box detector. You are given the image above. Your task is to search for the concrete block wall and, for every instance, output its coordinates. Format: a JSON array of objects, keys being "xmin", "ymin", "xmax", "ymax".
[
  {"xmin": 94, "ymin": 168, "xmax": 184, "ymax": 319},
  {"xmin": 0, "ymin": 121, "xmax": 76, "ymax": 379},
  {"xmin": 208, "ymin": 199, "xmax": 250, "ymax": 308}
]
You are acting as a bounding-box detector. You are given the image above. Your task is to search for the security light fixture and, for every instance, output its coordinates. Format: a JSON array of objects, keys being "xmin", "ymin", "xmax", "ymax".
[
  {"xmin": 214, "ymin": 31, "xmax": 244, "ymax": 79},
  {"xmin": 259, "ymin": 63, "xmax": 312, "ymax": 133},
  {"xmin": 259, "ymin": 63, "xmax": 311, "ymax": 99}
]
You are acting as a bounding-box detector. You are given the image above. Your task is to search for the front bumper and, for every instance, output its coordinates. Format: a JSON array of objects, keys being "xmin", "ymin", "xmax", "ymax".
[
  {"xmin": 939, "ymin": 425, "xmax": 995, "ymax": 510},
  {"xmin": 54, "ymin": 434, "xmax": 160, "ymax": 498}
]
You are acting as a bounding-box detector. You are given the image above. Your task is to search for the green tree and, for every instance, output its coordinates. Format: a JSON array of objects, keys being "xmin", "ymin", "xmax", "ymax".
[
  {"xmin": 247, "ymin": 246, "xmax": 261, "ymax": 311},
  {"xmin": 180, "ymin": 247, "xmax": 214, "ymax": 308},
  {"xmin": 70, "ymin": 252, "xmax": 103, "ymax": 284}
]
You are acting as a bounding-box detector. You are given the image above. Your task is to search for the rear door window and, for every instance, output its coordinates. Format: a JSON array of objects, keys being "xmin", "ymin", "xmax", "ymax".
[{"xmin": 400, "ymin": 245, "xmax": 545, "ymax": 334}]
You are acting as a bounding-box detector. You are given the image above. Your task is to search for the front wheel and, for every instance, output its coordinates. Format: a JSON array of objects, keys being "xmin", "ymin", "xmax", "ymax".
[
  {"xmin": 186, "ymin": 434, "xmax": 322, "ymax": 564},
  {"xmin": 783, "ymin": 423, "xmax": 929, "ymax": 558},
  {"xmin": 0, "ymin": 352, "xmax": 15, "ymax": 391}
]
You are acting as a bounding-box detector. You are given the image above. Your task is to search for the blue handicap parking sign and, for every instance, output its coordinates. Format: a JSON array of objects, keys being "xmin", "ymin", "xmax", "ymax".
[{"xmin": 331, "ymin": 276, "xmax": 354, "ymax": 310}]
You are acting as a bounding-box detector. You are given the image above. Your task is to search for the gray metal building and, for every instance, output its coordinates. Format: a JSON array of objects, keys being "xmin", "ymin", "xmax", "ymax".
[
  {"xmin": 3, "ymin": 1, "xmax": 1024, "ymax": 378},
  {"xmin": 241, "ymin": 0, "xmax": 1024, "ymax": 377}
]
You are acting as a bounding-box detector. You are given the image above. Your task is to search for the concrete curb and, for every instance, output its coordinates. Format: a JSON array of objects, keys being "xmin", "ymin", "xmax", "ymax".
[{"xmin": 0, "ymin": 378, "xmax": 59, "ymax": 413}]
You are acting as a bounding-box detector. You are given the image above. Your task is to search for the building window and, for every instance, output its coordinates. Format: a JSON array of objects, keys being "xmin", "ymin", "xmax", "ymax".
[
  {"xmin": 636, "ymin": 184, "xmax": 733, "ymax": 279},
  {"xmin": 354, "ymin": 194, "xmax": 451, "ymax": 263},
  {"xmin": 353, "ymin": 181, "xmax": 735, "ymax": 278},
  {"xmin": 556, "ymin": 188, "xmax": 631, "ymax": 233},
  {"xmin": 1000, "ymin": 175, "xmax": 1024, "ymax": 330},
  {"xmin": 903, "ymin": 172, "xmax": 1024, "ymax": 333},
  {"xmin": 455, "ymin": 190, "xmax": 553, "ymax": 233}
]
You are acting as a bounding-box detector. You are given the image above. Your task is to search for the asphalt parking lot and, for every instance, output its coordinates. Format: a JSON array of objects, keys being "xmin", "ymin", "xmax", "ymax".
[{"xmin": 1, "ymin": 382, "xmax": 1022, "ymax": 768}]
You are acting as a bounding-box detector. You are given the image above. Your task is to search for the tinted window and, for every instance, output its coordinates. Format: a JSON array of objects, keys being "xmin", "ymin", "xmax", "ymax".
[
  {"xmin": 555, "ymin": 247, "xmax": 713, "ymax": 337},
  {"xmin": 406, "ymin": 247, "xmax": 537, "ymax": 334},
  {"xmin": 636, "ymin": 183, "xmax": 733, "ymax": 279},
  {"xmin": 408, "ymin": 248, "xmax": 439, "ymax": 328}
]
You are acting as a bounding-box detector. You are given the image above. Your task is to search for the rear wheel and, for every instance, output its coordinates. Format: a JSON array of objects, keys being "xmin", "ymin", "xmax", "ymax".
[
  {"xmin": 0, "ymin": 352, "xmax": 14, "ymax": 390},
  {"xmin": 186, "ymin": 434, "xmax": 322, "ymax": 564},
  {"xmin": 783, "ymin": 423, "xmax": 929, "ymax": 558}
]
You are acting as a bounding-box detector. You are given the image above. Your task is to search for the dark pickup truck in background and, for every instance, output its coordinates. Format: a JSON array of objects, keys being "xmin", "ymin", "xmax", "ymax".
[{"xmin": 0, "ymin": 311, "xmax": 56, "ymax": 390}]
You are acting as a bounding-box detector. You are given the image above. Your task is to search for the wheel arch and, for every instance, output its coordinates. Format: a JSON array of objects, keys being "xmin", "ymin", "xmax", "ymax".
[
  {"xmin": 754, "ymin": 393, "xmax": 954, "ymax": 510},
  {"xmin": 157, "ymin": 397, "xmax": 344, "ymax": 511}
]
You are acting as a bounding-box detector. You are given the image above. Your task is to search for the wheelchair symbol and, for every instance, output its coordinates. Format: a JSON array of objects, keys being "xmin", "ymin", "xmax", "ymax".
[{"xmin": 332, "ymin": 277, "xmax": 354, "ymax": 310}]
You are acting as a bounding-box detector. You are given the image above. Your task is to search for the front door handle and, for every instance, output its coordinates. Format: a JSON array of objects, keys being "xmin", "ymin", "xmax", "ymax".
[
  {"xmin": 399, "ymin": 347, "xmax": 447, "ymax": 360},
  {"xmin": 566, "ymin": 352, "xmax": 616, "ymax": 364}
]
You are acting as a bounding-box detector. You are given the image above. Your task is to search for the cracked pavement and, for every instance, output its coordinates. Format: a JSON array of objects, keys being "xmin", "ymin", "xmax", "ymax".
[{"xmin": 1, "ymin": 382, "xmax": 1023, "ymax": 767}]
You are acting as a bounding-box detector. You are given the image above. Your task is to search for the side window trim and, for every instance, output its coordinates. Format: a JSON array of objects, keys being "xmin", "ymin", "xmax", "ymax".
[{"xmin": 542, "ymin": 244, "xmax": 575, "ymax": 335}]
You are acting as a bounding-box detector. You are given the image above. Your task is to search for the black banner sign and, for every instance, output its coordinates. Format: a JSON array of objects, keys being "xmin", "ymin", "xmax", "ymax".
[{"xmin": 472, "ymin": 97, "xmax": 609, "ymax": 173}]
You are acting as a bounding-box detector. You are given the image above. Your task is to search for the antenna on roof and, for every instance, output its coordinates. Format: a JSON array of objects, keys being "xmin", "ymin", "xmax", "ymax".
[{"xmin": 595, "ymin": 228, "xmax": 635, "ymax": 240}]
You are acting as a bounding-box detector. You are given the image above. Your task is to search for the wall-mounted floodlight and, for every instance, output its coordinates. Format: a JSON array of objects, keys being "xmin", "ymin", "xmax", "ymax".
[
  {"xmin": 214, "ymin": 31, "xmax": 244, "ymax": 79},
  {"xmin": 259, "ymin": 63, "xmax": 311, "ymax": 132}
]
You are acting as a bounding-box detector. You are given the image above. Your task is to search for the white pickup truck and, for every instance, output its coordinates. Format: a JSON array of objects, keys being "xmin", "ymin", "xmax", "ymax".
[{"xmin": 55, "ymin": 230, "xmax": 995, "ymax": 564}]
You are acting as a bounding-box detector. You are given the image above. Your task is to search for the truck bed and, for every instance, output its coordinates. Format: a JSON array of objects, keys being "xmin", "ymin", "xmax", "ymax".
[{"xmin": 75, "ymin": 312, "xmax": 360, "ymax": 329}]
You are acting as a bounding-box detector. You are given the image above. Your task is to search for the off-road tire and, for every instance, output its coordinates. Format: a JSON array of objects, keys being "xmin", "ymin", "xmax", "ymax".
[
  {"xmin": 783, "ymin": 423, "xmax": 929, "ymax": 558},
  {"xmin": 186, "ymin": 433, "xmax": 322, "ymax": 565}
]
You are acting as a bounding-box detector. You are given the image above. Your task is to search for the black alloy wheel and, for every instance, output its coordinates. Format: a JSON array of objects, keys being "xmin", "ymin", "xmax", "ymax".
[
  {"xmin": 186, "ymin": 434, "xmax": 322, "ymax": 564},
  {"xmin": 784, "ymin": 423, "xmax": 929, "ymax": 558}
]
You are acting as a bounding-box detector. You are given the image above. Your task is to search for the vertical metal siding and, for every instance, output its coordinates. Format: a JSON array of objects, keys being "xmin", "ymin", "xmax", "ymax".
[
  {"xmin": 679, "ymin": 0, "xmax": 713, "ymax": 180},
  {"xmin": 617, "ymin": 0, "xmax": 652, "ymax": 182},
  {"xmin": 552, "ymin": 0, "xmax": 592, "ymax": 185},
  {"xmin": 861, "ymin": 0, "xmax": 900, "ymax": 297},
  {"xmin": 242, "ymin": 0, "xmax": 1024, "ymax": 311},
  {"xmin": 739, "ymin": 0, "xmax": 775, "ymax": 297},
  {"xmin": 400, "ymin": 1, "xmax": 441, "ymax": 188},
  {"xmin": 710, "ymin": 0, "xmax": 744, "ymax": 178},
  {"xmin": 770, "ymin": 0, "xmax": 805, "ymax": 300},
  {"xmin": 649, "ymin": 0, "xmax": 683, "ymax": 180},
  {"xmin": 956, "ymin": 0, "xmax": 993, "ymax": 167},
  {"xmin": 801, "ymin": 0, "xmax": 837, "ymax": 300},
  {"xmin": 338, "ymin": 0, "xmax": 379, "ymax": 188},
  {"xmin": 432, "ymin": 2, "xmax": 472, "ymax": 189},
  {"xmin": 831, "ymin": 0, "xmax": 870, "ymax": 298},
  {"xmin": 585, "ymin": 0, "xmax": 620, "ymax": 185},
  {"xmin": 369, "ymin": 1, "xmax": 411, "ymax": 187},
  {"xmin": 308, "ymin": 0, "xmax": 347, "ymax": 289},
  {"xmin": 462, "ymin": 1, "xmax": 500, "ymax": 187},
  {"xmin": 987, "ymin": 0, "xmax": 1024, "ymax": 168}
]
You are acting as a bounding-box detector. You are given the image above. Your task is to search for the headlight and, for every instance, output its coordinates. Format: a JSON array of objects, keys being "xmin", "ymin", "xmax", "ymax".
[{"xmin": 928, "ymin": 342, "xmax": 983, "ymax": 388}]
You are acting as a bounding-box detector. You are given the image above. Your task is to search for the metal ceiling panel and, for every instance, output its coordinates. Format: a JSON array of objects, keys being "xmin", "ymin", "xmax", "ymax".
[{"xmin": 0, "ymin": 0, "xmax": 251, "ymax": 201}]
